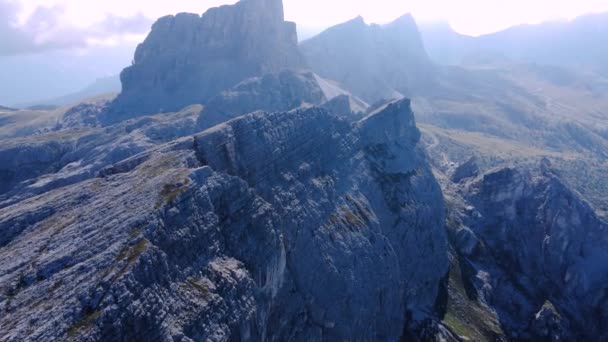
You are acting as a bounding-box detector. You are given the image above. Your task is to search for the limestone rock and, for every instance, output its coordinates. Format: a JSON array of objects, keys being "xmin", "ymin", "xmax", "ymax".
[
  {"xmin": 197, "ymin": 70, "xmax": 326, "ymax": 129},
  {"xmin": 452, "ymin": 164, "xmax": 608, "ymax": 339},
  {"xmin": 451, "ymin": 156, "xmax": 480, "ymax": 183},
  {"xmin": 0, "ymin": 99, "xmax": 448, "ymax": 340},
  {"xmin": 107, "ymin": 0, "xmax": 304, "ymax": 121}
]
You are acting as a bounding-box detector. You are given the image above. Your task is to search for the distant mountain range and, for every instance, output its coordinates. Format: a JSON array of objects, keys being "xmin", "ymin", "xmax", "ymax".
[{"xmin": 418, "ymin": 12, "xmax": 608, "ymax": 69}]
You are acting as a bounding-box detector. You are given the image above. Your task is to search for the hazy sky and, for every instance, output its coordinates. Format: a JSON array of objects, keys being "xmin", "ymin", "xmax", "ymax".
[
  {"xmin": 13, "ymin": 0, "xmax": 608, "ymax": 31},
  {"xmin": 2, "ymin": 0, "xmax": 608, "ymax": 56}
]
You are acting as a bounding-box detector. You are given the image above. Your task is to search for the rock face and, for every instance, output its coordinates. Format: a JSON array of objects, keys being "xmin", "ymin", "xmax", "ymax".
[
  {"xmin": 300, "ymin": 15, "xmax": 434, "ymax": 103},
  {"xmin": 0, "ymin": 99, "xmax": 448, "ymax": 340},
  {"xmin": 451, "ymin": 156, "xmax": 479, "ymax": 183},
  {"xmin": 197, "ymin": 70, "xmax": 326, "ymax": 129},
  {"xmin": 445, "ymin": 164, "xmax": 608, "ymax": 340},
  {"xmin": 108, "ymin": 0, "xmax": 304, "ymax": 121}
]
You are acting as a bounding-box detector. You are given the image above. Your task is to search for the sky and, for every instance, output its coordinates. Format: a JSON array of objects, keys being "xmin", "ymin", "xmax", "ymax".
[{"xmin": 2, "ymin": 0, "xmax": 608, "ymax": 56}]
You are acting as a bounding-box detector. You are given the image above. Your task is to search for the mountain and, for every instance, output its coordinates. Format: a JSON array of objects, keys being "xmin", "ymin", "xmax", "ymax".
[
  {"xmin": 2, "ymin": 0, "xmax": 608, "ymax": 340},
  {"xmin": 300, "ymin": 15, "xmax": 435, "ymax": 103},
  {"xmin": 416, "ymin": 20, "xmax": 476, "ymax": 65},
  {"xmin": 0, "ymin": 98, "xmax": 449, "ymax": 340},
  {"xmin": 301, "ymin": 15, "xmax": 608, "ymax": 217},
  {"xmin": 109, "ymin": 0, "xmax": 304, "ymax": 120},
  {"xmin": 0, "ymin": 105, "xmax": 16, "ymax": 111},
  {"xmin": 419, "ymin": 12, "xmax": 608, "ymax": 69},
  {"xmin": 0, "ymin": 2, "xmax": 450, "ymax": 339}
]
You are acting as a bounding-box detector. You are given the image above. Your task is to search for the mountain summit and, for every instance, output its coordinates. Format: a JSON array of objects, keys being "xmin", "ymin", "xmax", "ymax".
[
  {"xmin": 109, "ymin": 0, "xmax": 304, "ymax": 120},
  {"xmin": 300, "ymin": 14, "xmax": 433, "ymax": 103}
]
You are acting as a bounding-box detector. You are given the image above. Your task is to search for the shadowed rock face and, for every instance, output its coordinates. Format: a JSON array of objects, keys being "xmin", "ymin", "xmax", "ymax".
[
  {"xmin": 107, "ymin": 0, "xmax": 304, "ymax": 121},
  {"xmin": 300, "ymin": 14, "xmax": 434, "ymax": 103},
  {"xmin": 446, "ymin": 165, "xmax": 608, "ymax": 340},
  {"xmin": 197, "ymin": 70, "xmax": 327, "ymax": 129},
  {"xmin": 0, "ymin": 99, "xmax": 448, "ymax": 340}
]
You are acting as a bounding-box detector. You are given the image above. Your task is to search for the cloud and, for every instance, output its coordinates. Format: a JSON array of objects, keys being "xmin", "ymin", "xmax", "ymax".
[{"xmin": 0, "ymin": 0, "xmax": 153, "ymax": 56}]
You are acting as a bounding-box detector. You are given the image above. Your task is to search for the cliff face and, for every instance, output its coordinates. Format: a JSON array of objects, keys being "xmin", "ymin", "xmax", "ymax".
[
  {"xmin": 108, "ymin": 0, "xmax": 304, "ymax": 121},
  {"xmin": 300, "ymin": 14, "xmax": 434, "ymax": 103},
  {"xmin": 444, "ymin": 163, "xmax": 608, "ymax": 340},
  {"xmin": 0, "ymin": 99, "xmax": 448, "ymax": 340}
]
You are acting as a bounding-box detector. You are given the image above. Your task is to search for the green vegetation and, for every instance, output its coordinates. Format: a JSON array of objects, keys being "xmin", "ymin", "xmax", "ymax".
[
  {"xmin": 155, "ymin": 180, "xmax": 190, "ymax": 209},
  {"xmin": 66, "ymin": 310, "xmax": 101, "ymax": 338},
  {"xmin": 186, "ymin": 279, "xmax": 210, "ymax": 296},
  {"xmin": 128, "ymin": 225, "xmax": 144, "ymax": 238},
  {"xmin": 325, "ymin": 205, "xmax": 368, "ymax": 230},
  {"xmin": 116, "ymin": 239, "xmax": 148, "ymax": 265},
  {"xmin": 180, "ymin": 277, "xmax": 212, "ymax": 300},
  {"xmin": 442, "ymin": 255, "xmax": 503, "ymax": 342},
  {"xmin": 444, "ymin": 310, "xmax": 479, "ymax": 340},
  {"xmin": 113, "ymin": 239, "xmax": 149, "ymax": 280}
]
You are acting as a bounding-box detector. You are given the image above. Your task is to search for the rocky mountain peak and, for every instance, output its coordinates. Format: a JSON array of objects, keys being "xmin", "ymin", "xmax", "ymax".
[
  {"xmin": 346, "ymin": 15, "xmax": 366, "ymax": 26},
  {"xmin": 240, "ymin": 0, "xmax": 285, "ymax": 21},
  {"xmin": 300, "ymin": 13, "xmax": 434, "ymax": 103},
  {"xmin": 107, "ymin": 0, "xmax": 303, "ymax": 122},
  {"xmin": 388, "ymin": 13, "xmax": 417, "ymax": 27}
]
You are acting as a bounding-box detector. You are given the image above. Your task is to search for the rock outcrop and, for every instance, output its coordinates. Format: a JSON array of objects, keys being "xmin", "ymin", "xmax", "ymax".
[
  {"xmin": 300, "ymin": 14, "xmax": 434, "ymax": 103},
  {"xmin": 444, "ymin": 164, "xmax": 608, "ymax": 340},
  {"xmin": 197, "ymin": 70, "xmax": 368, "ymax": 129},
  {"xmin": 107, "ymin": 0, "xmax": 304, "ymax": 121},
  {"xmin": 0, "ymin": 99, "xmax": 448, "ymax": 340},
  {"xmin": 197, "ymin": 70, "xmax": 326, "ymax": 129}
]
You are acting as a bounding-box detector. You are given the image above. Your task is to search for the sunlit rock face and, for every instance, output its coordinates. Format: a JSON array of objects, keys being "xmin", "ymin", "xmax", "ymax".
[
  {"xmin": 107, "ymin": 0, "xmax": 304, "ymax": 122},
  {"xmin": 0, "ymin": 99, "xmax": 448, "ymax": 340}
]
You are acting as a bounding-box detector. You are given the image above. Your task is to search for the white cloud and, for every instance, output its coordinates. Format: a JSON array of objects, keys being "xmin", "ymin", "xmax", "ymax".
[{"xmin": 0, "ymin": 0, "xmax": 152, "ymax": 55}]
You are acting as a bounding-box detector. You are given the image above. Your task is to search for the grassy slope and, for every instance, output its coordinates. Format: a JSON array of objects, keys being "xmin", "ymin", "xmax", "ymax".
[
  {"xmin": 415, "ymin": 64, "xmax": 608, "ymax": 218},
  {"xmin": 442, "ymin": 249, "xmax": 504, "ymax": 341}
]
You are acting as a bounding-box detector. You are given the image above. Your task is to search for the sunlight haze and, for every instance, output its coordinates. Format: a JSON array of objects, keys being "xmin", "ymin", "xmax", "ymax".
[{"xmin": 11, "ymin": 0, "xmax": 608, "ymax": 36}]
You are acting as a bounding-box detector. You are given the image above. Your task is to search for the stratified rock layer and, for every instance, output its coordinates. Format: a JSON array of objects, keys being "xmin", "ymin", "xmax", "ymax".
[
  {"xmin": 0, "ymin": 99, "xmax": 448, "ymax": 341},
  {"xmin": 197, "ymin": 70, "xmax": 326, "ymax": 129},
  {"xmin": 108, "ymin": 0, "xmax": 304, "ymax": 121}
]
